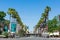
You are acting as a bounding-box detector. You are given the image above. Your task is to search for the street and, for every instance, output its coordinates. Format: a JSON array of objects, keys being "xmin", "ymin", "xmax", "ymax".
[{"xmin": 0, "ymin": 37, "xmax": 60, "ymax": 40}]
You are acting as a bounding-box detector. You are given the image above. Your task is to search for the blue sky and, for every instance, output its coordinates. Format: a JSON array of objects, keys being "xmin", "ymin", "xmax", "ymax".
[{"xmin": 0, "ymin": 0, "xmax": 60, "ymax": 32}]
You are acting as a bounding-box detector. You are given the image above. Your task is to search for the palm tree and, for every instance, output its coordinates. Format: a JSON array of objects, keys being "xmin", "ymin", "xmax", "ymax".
[
  {"xmin": 44, "ymin": 6, "xmax": 51, "ymax": 23},
  {"xmin": 41, "ymin": 6, "xmax": 51, "ymax": 31},
  {"xmin": 0, "ymin": 11, "xmax": 6, "ymax": 19},
  {"xmin": 34, "ymin": 6, "xmax": 51, "ymax": 32},
  {"xmin": 7, "ymin": 8, "xmax": 24, "ymax": 29}
]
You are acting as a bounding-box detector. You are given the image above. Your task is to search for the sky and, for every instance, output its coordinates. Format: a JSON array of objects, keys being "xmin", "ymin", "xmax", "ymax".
[{"xmin": 0, "ymin": 0, "xmax": 60, "ymax": 32}]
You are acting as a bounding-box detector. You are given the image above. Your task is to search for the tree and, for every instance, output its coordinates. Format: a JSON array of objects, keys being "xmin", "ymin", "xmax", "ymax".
[
  {"xmin": 4, "ymin": 20, "xmax": 10, "ymax": 26},
  {"xmin": 58, "ymin": 25, "xmax": 60, "ymax": 36},
  {"xmin": 7, "ymin": 8, "xmax": 17, "ymax": 18},
  {"xmin": 43, "ymin": 6, "xmax": 51, "ymax": 25},
  {"xmin": 48, "ymin": 17, "xmax": 58, "ymax": 32},
  {"xmin": 7, "ymin": 8, "xmax": 24, "ymax": 29},
  {"xmin": 44, "ymin": 6, "xmax": 51, "ymax": 17},
  {"xmin": 0, "ymin": 11, "xmax": 6, "ymax": 34},
  {"xmin": 0, "ymin": 11, "xmax": 6, "ymax": 19},
  {"xmin": 35, "ymin": 6, "xmax": 51, "ymax": 31}
]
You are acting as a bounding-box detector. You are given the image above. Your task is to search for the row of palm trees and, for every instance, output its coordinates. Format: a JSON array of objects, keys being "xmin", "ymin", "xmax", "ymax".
[
  {"xmin": 0, "ymin": 8, "xmax": 29, "ymax": 36},
  {"xmin": 34, "ymin": 6, "xmax": 51, "ymax": 32},
  {"xmin": 7, "ymin": 8, "xmax": 29, "ymax": 36},
  {"xmin": 0, "ymin": 8, "xmax": 28, "ymax": 36}
]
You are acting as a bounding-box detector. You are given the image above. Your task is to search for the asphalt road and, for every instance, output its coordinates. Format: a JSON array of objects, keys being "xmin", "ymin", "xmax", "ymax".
[{"xmin": 0, "ymin": 37, "xmax": 60, "ymax": 40}]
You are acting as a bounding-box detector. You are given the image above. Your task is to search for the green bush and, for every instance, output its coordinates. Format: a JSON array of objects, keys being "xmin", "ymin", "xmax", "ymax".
[{"xmin": 2, "ymin": 32, "xmax": 8, "ymax": 37}]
